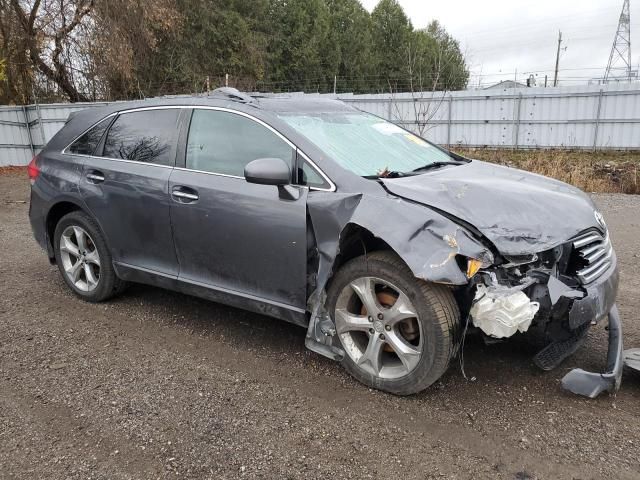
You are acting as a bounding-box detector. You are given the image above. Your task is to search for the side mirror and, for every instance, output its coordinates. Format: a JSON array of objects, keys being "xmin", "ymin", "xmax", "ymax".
[{"xmin": 244, "ymin": 158, "xmax": 291, "ymax": 186}]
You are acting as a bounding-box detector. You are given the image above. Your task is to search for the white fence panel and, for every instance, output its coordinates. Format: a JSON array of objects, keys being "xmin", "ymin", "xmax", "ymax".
[{"xmin": 1, "ymin": 84, "xmax": 639, "ymax": 165}]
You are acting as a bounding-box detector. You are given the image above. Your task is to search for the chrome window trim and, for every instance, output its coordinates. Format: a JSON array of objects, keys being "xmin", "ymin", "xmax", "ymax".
[
  {"xmin": 173, "ymin": 166, "xmax": 243, "ymax": 180},
  {"xmin": 296, "ymin": 149, "xmax": 335, "ymax": 192},
  {"xmin": 187, "ymin": 106, "xmax": 336, "ymax": 192},
  {"xmin": 61, "ymin": 112, "xmax": 118, "ymax": 155},
  {"xmin": 59, "ymin": 152, "xmax": 175, "ymax": 169},
  {"xmin": 62, "ymin": 105, "xmax": 337, "ymax": 192}
]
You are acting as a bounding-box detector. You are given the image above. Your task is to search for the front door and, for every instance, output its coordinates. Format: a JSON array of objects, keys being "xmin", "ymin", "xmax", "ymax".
[
  {"xmin": 169, "ymin": 108, "xmax": 308, "ymax": 309},
  {"xmin": 79, "ymin": 108, "xmax": 181, "ymax": 276}
]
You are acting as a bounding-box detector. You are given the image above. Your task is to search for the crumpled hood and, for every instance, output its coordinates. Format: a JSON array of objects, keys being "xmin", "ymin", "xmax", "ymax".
[{"xmin": 381, "ymin": 160, "xmax": 601, "ymax": 255}]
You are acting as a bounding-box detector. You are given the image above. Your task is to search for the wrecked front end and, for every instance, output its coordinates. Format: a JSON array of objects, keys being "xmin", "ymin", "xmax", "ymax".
[
  {"xmin": 467, "ymin": 228, "xmax": 622, "ymax": 397},
  {"xmin": 304, "ymin": 182, "xmax": 622, "ymax": 398}
]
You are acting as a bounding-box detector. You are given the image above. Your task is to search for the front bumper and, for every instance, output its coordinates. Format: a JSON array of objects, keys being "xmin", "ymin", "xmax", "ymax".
[
  {"xmin": 568, "ymin": 251, "xmax": 619, "ymax": 330},
  {"xmin": 475, "ymin": 249, "xmax": 623, "ymax": 398},
  {"xmin": 561, "ymin": 304, "xmax": 623, "ymax": 398},
  {"xmin": 560, "ymin": 254, "xmax": 622, "ymax": 398}
]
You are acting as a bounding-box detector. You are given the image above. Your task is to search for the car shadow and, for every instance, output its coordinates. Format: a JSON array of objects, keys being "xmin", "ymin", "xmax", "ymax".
[{"xmin": 113, "ymin": 283, "xmax": 559, "ymax": 382}]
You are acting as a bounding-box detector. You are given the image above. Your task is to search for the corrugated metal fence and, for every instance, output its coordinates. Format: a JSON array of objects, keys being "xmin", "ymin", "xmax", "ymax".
[
  {"xmin": 2, "ymin": 83, "xmax": 640, "ymax": 166},
  {"xmin": 0, "ymin": 101, "xmax": 111, "ymax": 166}
]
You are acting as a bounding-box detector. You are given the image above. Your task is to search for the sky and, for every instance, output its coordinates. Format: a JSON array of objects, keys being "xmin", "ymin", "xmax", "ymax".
[{"xmin": 359, "ymin": 0, "xmax": 640, "ymax": 88}]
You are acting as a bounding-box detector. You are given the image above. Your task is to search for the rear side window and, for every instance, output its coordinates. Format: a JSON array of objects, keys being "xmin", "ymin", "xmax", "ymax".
[
  {"xmin": 67, "ymin": 117, "xmax": 111, "ymax": 155},
  {"xmin": 103, "ymin": 109, "xmax": 179, "ymax": 166},
  {"xmin": 186, "ymin": 109, "xmax": 293, "ymax": 177}
]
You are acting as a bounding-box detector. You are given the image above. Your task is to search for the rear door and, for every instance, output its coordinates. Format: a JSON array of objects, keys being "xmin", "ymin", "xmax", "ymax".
[
  {"xmin": 79, "ymin": 107, "xmax": 182, "ymax": 276},
  {"xmin": 169, "ymin": 108, "xmax": 309, "ymax": 309}
]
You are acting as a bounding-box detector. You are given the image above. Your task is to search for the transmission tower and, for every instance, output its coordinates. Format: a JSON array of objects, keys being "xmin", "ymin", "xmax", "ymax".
[{"xmin": 604, "ymin": 0, "xmax": 632, "ymax": 83}]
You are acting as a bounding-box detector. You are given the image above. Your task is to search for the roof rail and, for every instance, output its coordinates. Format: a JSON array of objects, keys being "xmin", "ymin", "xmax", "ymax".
[{"xmin": 208, "ymin": 87, "xmax": 255, "ymax": 104}]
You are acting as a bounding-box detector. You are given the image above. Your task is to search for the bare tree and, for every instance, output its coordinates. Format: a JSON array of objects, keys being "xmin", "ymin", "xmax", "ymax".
[
  {"xmin": 9, "ymin": 0, "xmax": 94, "ymax": 101},
  {"xmin": 388, "ymin": 23, "xmax": 468, "ymax": 139},
  {"xmin": 1, "ymin": 0, "xmax": 179, "ymax": 103}
]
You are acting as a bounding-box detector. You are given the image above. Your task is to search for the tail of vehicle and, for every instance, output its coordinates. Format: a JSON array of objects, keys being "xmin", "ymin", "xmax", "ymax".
[{"xmin": 27, "ymin": 155, "xmax": 40, "ymax": 185}]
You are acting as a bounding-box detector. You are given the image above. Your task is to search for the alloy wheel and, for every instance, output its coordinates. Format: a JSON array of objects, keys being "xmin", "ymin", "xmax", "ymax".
[
  {"xmin": 59, "ymin": 225, "xmax": 101, "ymax": 292},
  {"xmin": 335, "ymin": 276, "xmax": 423, "ymax": 379}
]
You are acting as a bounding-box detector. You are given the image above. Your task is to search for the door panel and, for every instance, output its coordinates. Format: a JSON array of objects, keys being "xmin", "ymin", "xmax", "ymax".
[
  {"xmin": 80, "ymin": 158, "xmax": 178, "ymax": 275},
  {"xmin": 169, "ymin": 170, "xmax": 309, "ymax": 309},
  {"xmin": 77, "ymin": 108, "xmax": 182, "ymax": 276}
]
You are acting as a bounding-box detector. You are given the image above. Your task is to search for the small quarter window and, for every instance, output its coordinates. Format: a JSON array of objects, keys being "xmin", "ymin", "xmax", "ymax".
[
  {"xmin": 103, "ymin": 109, "xmax": 179, "ymax": 166},
  {"xmin": 67, "ymin": 117, "xmax": 111, "ymax": 155},
  {"xmin": 186, "ymin": 109, "xmax": 293, "ymax": 177},
  {"xmin": 298, "ymin": 161, "xmax": 331, "ymax": 189}
]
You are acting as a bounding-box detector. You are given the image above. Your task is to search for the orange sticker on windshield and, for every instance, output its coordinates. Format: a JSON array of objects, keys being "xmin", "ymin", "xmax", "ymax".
[{"xmin": 404, "ymin": 134, "xmax": 427, "ymax": 146}]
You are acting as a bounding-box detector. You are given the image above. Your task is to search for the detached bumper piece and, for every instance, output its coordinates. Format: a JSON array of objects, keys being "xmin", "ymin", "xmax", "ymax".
[
  {"xmin": 561, "ymin": 304, "xmax": 623, "ymax": 398},
  {"xmin": 533, "ymin": 323, "xmax": 589, "ymax": 371},
  {"xmin": 623, "ymin": 348, "xmax": 640, "ymax": 374}
]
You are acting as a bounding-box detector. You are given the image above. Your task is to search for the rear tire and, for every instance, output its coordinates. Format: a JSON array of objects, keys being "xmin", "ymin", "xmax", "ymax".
[
  {"xmin": 53, "ymin": 211, "xmax": 126, "ymax": 302},
  {"xmin": 326, "ymin": 251, "xmax": 460, "ymax": 395}
]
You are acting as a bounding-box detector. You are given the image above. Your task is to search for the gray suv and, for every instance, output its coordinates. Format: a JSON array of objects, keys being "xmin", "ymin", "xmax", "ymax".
[{"xmin": 28, "ymin": 89, "xmax": 623, "ymax": 397}]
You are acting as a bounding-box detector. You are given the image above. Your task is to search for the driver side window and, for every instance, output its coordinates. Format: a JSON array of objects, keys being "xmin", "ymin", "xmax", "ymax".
[{"xmin": 186, "ymin": 109, "xmax": 293, "ymax": 177}]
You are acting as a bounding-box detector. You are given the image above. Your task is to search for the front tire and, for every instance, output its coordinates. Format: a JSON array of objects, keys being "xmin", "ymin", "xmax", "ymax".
[
  {"xmin": 53, "ymin": 211, "xmax": 126, "ymax": 302},
  {"xmin": 326, "ymin": 251, "xmax": 460, "ymax": 395}
]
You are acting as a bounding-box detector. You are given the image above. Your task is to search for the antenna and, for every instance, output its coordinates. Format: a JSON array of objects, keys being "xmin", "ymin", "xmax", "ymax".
[{"xmin": 604, "ymin": 0, "xmax": 632, "ymax": 83}]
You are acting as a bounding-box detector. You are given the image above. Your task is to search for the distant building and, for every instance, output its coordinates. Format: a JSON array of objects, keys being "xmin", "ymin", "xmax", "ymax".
[{"xmin": 484, "ymin": 80, "xmax": 527, "ymax": 90}]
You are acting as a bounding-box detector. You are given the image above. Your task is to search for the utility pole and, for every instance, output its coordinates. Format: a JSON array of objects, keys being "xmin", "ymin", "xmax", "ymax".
[
  {"xmin": 333, "ymin": 75, "xmax": 337, "ymax": 94},
  {"xmin": 553, "ymin": 30, "xmax": 562, "ymax": 87},
  {"xmin": 604, "ymin": 0, "xmax": 632, "ymax": 83}
]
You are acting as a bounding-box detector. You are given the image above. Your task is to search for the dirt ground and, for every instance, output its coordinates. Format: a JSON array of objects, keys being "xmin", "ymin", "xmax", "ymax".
[{"xmin": 1, "ymin": 170, "xmax": 639, "ymax": 480}]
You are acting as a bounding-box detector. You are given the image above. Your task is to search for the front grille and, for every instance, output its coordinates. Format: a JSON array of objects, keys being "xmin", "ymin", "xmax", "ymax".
[{"xmin": 571, "ymin": 229, "xmax": 613, "ymax": 284}]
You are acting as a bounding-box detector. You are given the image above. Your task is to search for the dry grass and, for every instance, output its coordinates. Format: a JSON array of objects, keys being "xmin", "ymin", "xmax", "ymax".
[
  {"xmin": 0, "ymin": 166, "xmax": 27, "ymax": 176},
  {"xmin": 454, "ymin": 149, "xmax": 640, "ymax": 195}
]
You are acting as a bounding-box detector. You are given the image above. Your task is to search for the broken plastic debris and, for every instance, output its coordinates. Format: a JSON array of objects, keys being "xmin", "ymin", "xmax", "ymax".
[
  {"xmin": 547, "ymin": 275, "xmax": 584, "ymax": 305},
  {"xmin": 623, "ymin": 348, "xmax": 640, "ymax": 374}
]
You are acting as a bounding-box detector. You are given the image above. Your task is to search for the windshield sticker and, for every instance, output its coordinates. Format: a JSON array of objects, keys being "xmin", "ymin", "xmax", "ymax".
[
  {"xmin": 404, "ymin": 133, "xmax": 428, "ymax": 147},
  {"xmin": 372, "ymin": 122, "xmax": 405, "ymax": 135}
]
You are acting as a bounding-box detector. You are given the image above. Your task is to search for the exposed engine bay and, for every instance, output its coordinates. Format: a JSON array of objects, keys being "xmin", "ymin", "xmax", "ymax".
[{"xmin": 466, "ymin": 228, "xmax": 615, "ymax": 373}]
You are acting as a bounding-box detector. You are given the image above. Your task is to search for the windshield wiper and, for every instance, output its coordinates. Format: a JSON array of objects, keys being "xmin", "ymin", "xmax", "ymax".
[
  {"xmin": 365, "ymin": 161, "xmax": 463, "ymax": 179},
  {"xmin": 412, "ymin": 161, "xmax": 463, "ymax": 173},
  {"xmin": 364, "ymin": 170, "xmax": 409, "ymax": 179}
]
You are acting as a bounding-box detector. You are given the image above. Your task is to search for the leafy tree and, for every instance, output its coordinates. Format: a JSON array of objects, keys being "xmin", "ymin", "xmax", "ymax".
[
  {"xmin": 0, "ymin": 1, "xmax": 30, "ymax": 104},
  {"xmin": 423, "ymin": 20, "xmax": 468, "ymax": 90},
  {"xmin": 326, "ymin": 0, "xmax": 374, "ymax": 93},
  {"xmin": 90, "ymin": 0, "xmax": 182, "ymax": 99},
  {"xmin": 0, "ymin": 0, "xmax": 469, "ymax": 103},
  {"xmin": 264, "ymin": 0, "xmax": 337, "ymax": 92},
  {"xmin": 128, "ymin": 0, "xmax": 269, "ymax": 95},
  {"xmin": 370, "ymin": 0, "xmax": 413, "ymax": 91}
]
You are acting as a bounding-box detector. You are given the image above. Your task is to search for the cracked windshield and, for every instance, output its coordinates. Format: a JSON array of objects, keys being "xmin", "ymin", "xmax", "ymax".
[{"xmin": 279, "ymin": 112, "xmax": 455, "ymax": 177}]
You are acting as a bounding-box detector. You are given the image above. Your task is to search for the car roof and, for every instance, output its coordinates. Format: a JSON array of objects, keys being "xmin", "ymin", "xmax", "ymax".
[
  {"xmin": 71, "ymin": 90, "xmax": 356, "ymax": 119},
  {"xmin": 45, "ymin": 90, "xmax": 359, "ymax": 155}
]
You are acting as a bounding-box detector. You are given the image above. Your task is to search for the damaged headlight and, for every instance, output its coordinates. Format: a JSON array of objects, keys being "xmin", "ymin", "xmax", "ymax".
[{"xmin": 465, "ymin": 257, "xmax": 492, "ymax": 278}]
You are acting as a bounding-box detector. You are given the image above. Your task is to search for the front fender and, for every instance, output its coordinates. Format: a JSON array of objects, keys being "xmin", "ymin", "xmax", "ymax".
[
  {"xmin": 304, "ymin": 191, "xmax": 493, "ymax": 359},
  {"xmin": 307, "ymin": 192, "xmax": 493, "ymax": 290}
]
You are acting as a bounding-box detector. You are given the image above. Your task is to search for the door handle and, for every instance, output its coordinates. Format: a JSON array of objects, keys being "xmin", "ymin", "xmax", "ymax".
[
  {"xmin": 86, "ymin": 171, "xmax": 105, "ymax": 183},
  {"xmin": 171, "ymin": 186, "xmax": 199, "ymax": 203}
]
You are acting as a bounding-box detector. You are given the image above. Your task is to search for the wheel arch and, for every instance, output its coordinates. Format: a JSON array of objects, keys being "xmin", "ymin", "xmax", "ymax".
[
  {"xmin": 326, "ymin": 221, "xmax": 476, "ymax": 290},
  {"xmin": 326, "ymin": 223, "xmax": 397, "ymax": 289},
  {"xmin": 45, "ymin": 200, "xmax": 88, "ymax": 262}
]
